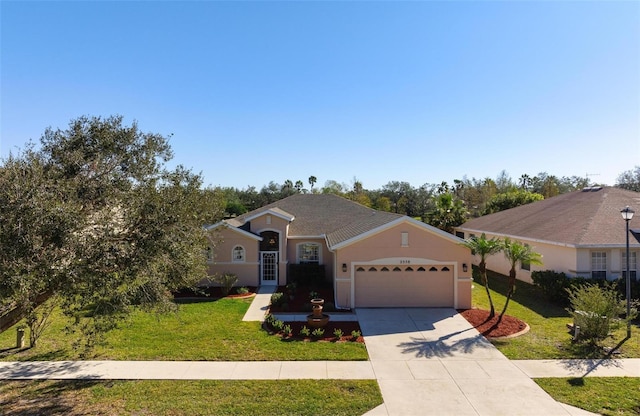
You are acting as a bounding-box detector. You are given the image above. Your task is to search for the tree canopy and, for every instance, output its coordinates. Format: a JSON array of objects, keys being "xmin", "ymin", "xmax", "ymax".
[{"xmin": 0, "ymin": 115, "xmax": 224, "ymax": 348}]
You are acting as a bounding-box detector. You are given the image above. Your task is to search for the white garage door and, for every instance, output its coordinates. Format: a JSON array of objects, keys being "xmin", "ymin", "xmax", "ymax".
[{"xmin": 354, "ymin": 264, "xmax": 454, "ymax": 307}]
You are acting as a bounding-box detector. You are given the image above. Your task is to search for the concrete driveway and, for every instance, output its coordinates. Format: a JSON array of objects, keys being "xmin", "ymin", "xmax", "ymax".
[{"xmin": 357, "ymin": 308, "xmax": 595, "ymax": 416}]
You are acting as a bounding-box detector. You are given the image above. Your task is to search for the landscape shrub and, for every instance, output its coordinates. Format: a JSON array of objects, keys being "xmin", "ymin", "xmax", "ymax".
[
  {"xmin": 311, "ymin": 328, "xmax": 325, "ymax": 338},
  {"xmin": 270, "ymin": 292, "xmax": 286, "ymax": 307},
  {"xmin": 235, "ymin": 286, "xmax": 249, "ymax": 295},
  {"xmin": 531, "ymin": 270, "xmax": 590, "ymax": 306},
  {"xmin": 299, "ymin": 326, "xmax": 311, "ymax": 337},
  {"xmin": 211, "ymin": 272, "xmax": 238, "ymax": 296},
  {"xmin": 333, "ymin": 328, "xmax": 344, "ymax": 339},
  {"xmin": 351, "ymin": 330, "xmax": 361, "ymax": 340},
  {"xmin": 567, "ymin": 284, "xmax": 626, "ymax": 344}
]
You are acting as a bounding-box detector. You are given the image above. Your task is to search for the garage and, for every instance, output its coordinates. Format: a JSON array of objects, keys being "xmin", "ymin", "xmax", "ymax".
[{"xmin": 354, "ymin": 264, "xmax": 455, "ymax": 307}]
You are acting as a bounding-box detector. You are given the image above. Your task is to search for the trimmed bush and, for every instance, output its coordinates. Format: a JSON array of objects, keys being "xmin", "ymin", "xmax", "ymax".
[
  {"xmin": 531, "ymin": 270, "xmax": 590, "ymax": 306},
  {"xmin": 270, "ymin": 292, "xmax": 286, "ymax": 307}
]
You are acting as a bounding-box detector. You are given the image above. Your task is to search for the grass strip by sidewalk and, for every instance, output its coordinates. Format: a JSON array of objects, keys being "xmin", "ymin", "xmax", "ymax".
[
  {"xmin": 471, "ymin": 271, "xmax": 640, "ymax": 359},
  {"xmin": 535, "ymin": 377, "xmax": 640, "ymax": 416},
  {"xmin": 0, "ymin": 298, "xmax": 367, "ymax": 361},
  {"xmin": 0, "ymin": 379, "xmax": 383, "ymax": 416}
]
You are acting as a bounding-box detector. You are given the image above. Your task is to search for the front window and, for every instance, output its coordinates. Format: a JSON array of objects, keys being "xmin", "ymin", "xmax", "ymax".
[
  {"xmin": 622, "ymin": 251, "xmax": 637, "ymax": 280},
  {"xmin": 232, "ymin": 246, "xmax": 245, "ymax": 262},
  {"xmin": 591, "ymin": 252, "xmax": 607, "ymax": 279},
  {"xmin": 298, "ymin": 243, "xmax": 320, "ymax": 264}
]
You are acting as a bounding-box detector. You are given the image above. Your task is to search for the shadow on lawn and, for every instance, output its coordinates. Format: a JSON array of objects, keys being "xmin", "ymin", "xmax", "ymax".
[
  {"xmin": 1, "ymin": 380, "xmax": 109, "ymax": 416},
  {"xmin": 482, "ymin": 270, "xmax": 570, "ymax": 319}
]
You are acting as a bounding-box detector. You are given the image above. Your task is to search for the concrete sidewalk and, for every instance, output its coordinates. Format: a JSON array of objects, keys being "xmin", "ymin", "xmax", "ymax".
[
  {"xmin": 0, "ymin": 360, "xmax": 375, "ymax": 380},
  {"xmin": 0, "ymin": 358, "xmax": 636, "ymax": 381}
]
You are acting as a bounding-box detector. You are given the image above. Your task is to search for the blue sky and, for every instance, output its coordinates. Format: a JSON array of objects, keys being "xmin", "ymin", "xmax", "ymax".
[{"xmin": 1, "ymin": 1, "xmax": 638, "ymax": 191}]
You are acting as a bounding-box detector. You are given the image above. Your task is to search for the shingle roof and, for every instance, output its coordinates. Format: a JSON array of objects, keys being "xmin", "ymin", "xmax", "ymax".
[
  {"xmin": 457, "ymin": 187, "xmax": 640, "ymax": 247},
  {"xmin": 231, "ymin": 194, "xmax": 403, "ymax": 246}
]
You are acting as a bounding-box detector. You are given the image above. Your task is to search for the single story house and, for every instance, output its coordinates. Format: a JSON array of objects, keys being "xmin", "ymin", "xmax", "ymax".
[
  {"xmin": 455, "ymin": 186, "xmax": 640, "ymax": 283},
  {"xmin": 206, "ymin": 194, "xmax": 472, "ymax": 309}
]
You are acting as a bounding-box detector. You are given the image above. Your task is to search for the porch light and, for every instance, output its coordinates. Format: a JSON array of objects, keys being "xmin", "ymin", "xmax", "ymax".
[
  {"xmin": 342, "ymin": 263, "xmax": 347, "ymax": 272},
  {"xmin": 621, "ymin": 206, "xmax": 635, "ymax": 338},
  {"xmin": 463, "ymin": 263, "xmax": 468, "ymax": 273}
]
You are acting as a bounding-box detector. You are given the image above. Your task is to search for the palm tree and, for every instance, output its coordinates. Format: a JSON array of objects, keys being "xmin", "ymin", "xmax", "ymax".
[
  {"xmin": 499, "ymin": 238, "xmax": 543, "ymax": 321},
  {"xmin": 460, "ymin": 234, "xmax": 502, "ymax": 318},
  {"xmin": 308, "ymin": 175, "xmax": 317, "ymax": 191}
]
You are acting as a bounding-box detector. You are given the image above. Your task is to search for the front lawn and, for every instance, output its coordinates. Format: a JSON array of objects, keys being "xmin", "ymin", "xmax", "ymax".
[
  {"xmin": 0, "ymin": 379, "xmax": 383, "ymax": 416},
  {"xmin": 471, "ymin": 271, "xmax": 640, "ymax": 359},
  {"xmin": 535, "ymin": 377, "xmax": 640, "ymax": 416},
  {"xmin": 0, "ymin": 298, "xmax": 367, "ymax": 361}
]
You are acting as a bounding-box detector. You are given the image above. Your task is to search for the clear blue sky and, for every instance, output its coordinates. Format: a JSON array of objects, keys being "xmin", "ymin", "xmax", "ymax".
[{"xmin": 1, "ymin": 1, "xmax": 638, "ymax": 191}]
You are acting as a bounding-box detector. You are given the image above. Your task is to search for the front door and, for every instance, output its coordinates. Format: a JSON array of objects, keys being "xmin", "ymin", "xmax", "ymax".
[{"xmin": 260, "ymin": 251, "xmax": 278, "ymax": 285}]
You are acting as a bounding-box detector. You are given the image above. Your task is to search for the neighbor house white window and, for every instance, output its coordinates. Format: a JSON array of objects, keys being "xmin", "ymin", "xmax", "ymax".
[
  {"xmin": 298, "ymin": 243, "xmax": 320, "ymax": 264},
  {"xmin": 401, "ymin": 232, "xmax": 409, "ymax": 247},
  {"xmin": 591, "ymin": 252, "xmax": 607, "ymax": 279},
  {"xmin": 622, "ymin": 251, "xmax": 637, "ymax": 280},
  {"xmin": 232, "ymin": 245, "xmax": 245, "ymax": 262}
]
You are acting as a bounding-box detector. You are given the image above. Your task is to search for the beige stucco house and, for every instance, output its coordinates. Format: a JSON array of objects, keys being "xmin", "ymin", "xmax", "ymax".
[
  {"xmin": 455, "ymin": 187, "xmax": 640, "ymax": 283},
  {"xmin": 207, "ymin": 194, "xmax": 472, "ymax": 309}
]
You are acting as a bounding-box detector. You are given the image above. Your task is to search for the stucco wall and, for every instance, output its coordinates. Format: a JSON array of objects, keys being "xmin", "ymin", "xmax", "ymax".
[
  {"xmin": 334, "ymin": 221, "xmax": 472, "ymax": 309},
  {"xmin": 207, "ymin": 227, "xmax": 260, "ymax": 287}
]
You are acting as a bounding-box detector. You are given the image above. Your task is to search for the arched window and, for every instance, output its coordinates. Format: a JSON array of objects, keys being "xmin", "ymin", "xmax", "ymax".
[{"xmin": 232, "ymin": 245, "xmax": 245, "ymax": 262}]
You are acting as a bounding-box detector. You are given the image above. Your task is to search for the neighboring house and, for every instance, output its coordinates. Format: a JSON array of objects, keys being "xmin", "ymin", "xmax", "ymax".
[
  {"xmin": 455, "ymin": 186, "xmax": 640, "ymax": 283},
  {"xmin": 206, "ymin": 194, "xmax": 472, "ymax": 309}
]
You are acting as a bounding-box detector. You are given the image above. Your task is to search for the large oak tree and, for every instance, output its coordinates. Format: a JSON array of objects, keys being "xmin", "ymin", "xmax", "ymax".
[{"xmin": 0, "ymin": 115, "xmax": 223, "ymax": 349}]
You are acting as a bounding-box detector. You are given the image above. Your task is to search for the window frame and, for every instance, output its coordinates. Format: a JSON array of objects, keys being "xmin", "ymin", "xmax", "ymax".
[
  {"xmin": 297, "ymin": 242, "xmax": 321, "ymax": 264},
  {"xmin": 591, "ymin": 251, "xmax": 607, "ymax": 279},
  {"xmin": 232, "ymin": 245, "xmax": 246, "ymax": 263},
  {"xmin": 622, "ymin": 251, "xmax": 637, "ymax": 280}
]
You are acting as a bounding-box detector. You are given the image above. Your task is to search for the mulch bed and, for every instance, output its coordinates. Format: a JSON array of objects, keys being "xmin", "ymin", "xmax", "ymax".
[
  {"xmin": 172, "ymin": 286, "xmax": 258, "ymax": 299},
  {"xmin": 460, "ymin": 308, "xmax": 528, "ymax": 339},
  {"xmin": 264, "ymin": 320, "xmax": 364, "ymax": 343}
]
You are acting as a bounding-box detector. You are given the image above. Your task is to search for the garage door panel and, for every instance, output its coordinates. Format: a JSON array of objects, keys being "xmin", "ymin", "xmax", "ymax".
[{"xmin": 355, "ymin": 266, "xmax": 454, "ymax": 308}]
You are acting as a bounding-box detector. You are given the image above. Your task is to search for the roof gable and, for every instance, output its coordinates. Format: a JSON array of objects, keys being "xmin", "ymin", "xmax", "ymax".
[
  {"xmin": 458, "ymin": 187, "xmax": 640, "ymax": 246},
  {"xmin": 330, "ymin": 216, "xmax": 464, "ymax": 250}
]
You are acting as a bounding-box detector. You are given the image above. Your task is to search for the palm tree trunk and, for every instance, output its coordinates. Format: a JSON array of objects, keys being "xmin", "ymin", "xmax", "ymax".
[
  {"xmin": 498, "ymin": 270, "xmax": 517, "ymax": 322},
  {"xmin": 479, "ymin": 262, "xmax": 495, "ymax": 318}
]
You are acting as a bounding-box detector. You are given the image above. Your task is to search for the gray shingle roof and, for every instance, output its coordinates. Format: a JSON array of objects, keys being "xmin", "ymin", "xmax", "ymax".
[
  {"xmin": 231, "ymin": 194, "xmax": 403, "ymax": 247},
  {"xmin": 458, "ymin": 187, "xmax": 640, "ymax": 246}
]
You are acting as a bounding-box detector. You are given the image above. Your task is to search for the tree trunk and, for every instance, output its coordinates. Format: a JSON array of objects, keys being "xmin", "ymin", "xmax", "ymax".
[
  {"xmin": 498, "ymin": 270, "xmax": 517, "ymax": 322},
  {"xmin": 479, "ymin": 262, "xmax": 496, "ymax": 318}
]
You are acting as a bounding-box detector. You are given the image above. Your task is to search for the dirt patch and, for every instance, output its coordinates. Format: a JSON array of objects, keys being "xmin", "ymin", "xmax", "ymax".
[{"xmin": 460, "ymin": 308, "xmax": 529, "ymax": 339}]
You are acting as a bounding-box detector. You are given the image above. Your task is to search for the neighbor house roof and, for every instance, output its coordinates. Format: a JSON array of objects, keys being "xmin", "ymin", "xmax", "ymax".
[
  {"xmin": 228, "ymin": 193, "xmax": 404, "ymax": 247},
  {"xmin": 457, "ymin": 187, "xmax": 640, "ymax": 247}
]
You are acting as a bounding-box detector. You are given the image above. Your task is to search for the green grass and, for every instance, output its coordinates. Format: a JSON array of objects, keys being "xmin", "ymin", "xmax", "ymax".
[
  {"xmin": 472, "ymin": 271, "xmax": 640, "ymax": 359},
  {"xmin": 0, "ymin": 379, "xmax": 383, "ymax": 415},
  {"xmin": 535, "ymin": 377, "xmax": 640, "ymax": 416},
  {"xmin": 0, "ymin": 298, "xmax": 367, "ymax": 361}
]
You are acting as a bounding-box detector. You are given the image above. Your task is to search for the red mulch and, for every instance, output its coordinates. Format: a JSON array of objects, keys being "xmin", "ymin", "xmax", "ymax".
[
  {"xmin": 264, "ymin": 320, "xmax": 364, "ymax": 343},
  {"xmin": 460, "ymin": 309, "xmax": 528, "ymax": 338},
  {"xmin": 173, "ymin": 287, "xmax": 258, "ymax": 299}
]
